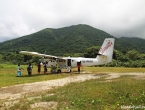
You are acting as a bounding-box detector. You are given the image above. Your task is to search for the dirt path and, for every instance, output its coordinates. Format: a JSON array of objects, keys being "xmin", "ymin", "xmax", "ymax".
[
  {"xmin": 0, "ymin": 74, "xmax": 105, "ymax": 100},
  {"xmin": 0, "ymin": 72, "xmax": 145, "ymax": 109}
]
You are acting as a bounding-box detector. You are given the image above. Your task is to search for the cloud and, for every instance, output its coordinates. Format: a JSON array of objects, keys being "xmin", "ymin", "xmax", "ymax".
[{"xmin": 0, "ymin": 0, "xmax": 145, "ymax": 42}]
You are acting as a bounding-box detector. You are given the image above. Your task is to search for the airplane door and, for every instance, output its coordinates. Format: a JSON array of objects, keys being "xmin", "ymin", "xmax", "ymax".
[{"xmin": 67, "ymin": 59, "xmax": 71, "ymax": 66}]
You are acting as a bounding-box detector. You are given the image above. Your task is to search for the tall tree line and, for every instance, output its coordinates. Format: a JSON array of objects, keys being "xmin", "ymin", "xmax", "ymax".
[{"xmin": 0, "ymin": 46, "xmax": 145, "ymax": 67}]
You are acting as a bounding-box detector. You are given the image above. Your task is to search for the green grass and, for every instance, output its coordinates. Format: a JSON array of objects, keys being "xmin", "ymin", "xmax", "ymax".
[
  {"xmin": 0, "ymin": 64, "xmax": 76, "ymax": 88},
  {"xmin": 83, "ymin": 66, "xmax": 145, "ymax": 73},
  {"xmin": 46, "ymin": 76, "xmax": 145, "ymax": 110},
  {"xmin": 1, "ymin": 64, "xmax": 145, "ymax": 109},
  {"xmin": 0, "ymin": 64, "xmax": 145, "ymax": 88},
  {"xmin": 9, "ymin": 75, "xmax": 145, "ymax": 110}
]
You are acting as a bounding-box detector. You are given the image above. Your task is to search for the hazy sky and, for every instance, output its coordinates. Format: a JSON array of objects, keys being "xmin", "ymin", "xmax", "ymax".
[{"xmin": 0, "ymin": 0, "xmax": 145, "ymax": 42}]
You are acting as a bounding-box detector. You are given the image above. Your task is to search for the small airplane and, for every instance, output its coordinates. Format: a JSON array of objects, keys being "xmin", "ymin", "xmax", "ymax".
[{"xmin": 20, "ymin": 38, "xmax": 115, "ymax": 72}]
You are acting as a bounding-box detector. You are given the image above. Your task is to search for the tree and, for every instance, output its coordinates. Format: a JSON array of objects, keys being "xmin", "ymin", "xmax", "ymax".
[
  {"xmin": 84, "ymin": 46, "xmax": 100, "ymax": 58},
  {"xmin": 126, "ymin": 50, "xmax": 139, "ymax": 60},
  {"xmin": 0, "ymin": 54, "xmax": 2, "ymax": 60}
]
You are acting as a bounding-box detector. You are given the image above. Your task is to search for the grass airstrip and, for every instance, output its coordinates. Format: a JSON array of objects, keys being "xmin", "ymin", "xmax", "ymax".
[{"xmin": 0, "ymin": 64, "xmax": 145, "ymax": 110}]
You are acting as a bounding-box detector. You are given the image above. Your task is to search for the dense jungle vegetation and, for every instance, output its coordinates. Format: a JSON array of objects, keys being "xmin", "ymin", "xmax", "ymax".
[
  {"xmin": 0, "ymin": 46, "xmax": 145, "ymax": 67},
  {"xmin": 0, "ymin": 24, "xmax": 145, "ymax": 67}
]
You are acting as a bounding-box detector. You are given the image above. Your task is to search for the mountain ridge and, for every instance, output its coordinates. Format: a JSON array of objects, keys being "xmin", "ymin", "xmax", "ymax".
[{"xmin": 0, "ymin": 24, "xmax": 145, "ymax": 55}]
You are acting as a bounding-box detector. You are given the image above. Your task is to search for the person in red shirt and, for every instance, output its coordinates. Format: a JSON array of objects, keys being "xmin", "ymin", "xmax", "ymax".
[
  {"xmin": 78, "ymin": 64, "xmax": 81, "ymax": 73},
  {"xmin": 37, "ymin": 62, "xmax": 41, "ymax": 74}
]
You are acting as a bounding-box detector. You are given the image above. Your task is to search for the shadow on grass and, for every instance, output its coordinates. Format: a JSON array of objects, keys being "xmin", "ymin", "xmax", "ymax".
[
  {"xmin": 16, "ymin": 72, "xmax": 74, "ymax": 77},
  {"xmin": 16, "ymin": 73, "xmax": 58, "ymax": 77}
]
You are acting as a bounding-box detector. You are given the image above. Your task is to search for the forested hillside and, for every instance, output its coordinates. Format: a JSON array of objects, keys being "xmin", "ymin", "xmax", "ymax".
[
  {"xmin": 117, "ymin": 37, "xmax": 145, "ymax": 53},
  {"xmin": 0, "ymin": 24, "xmax": 114, "ymax": 55},
  {"xmin": 0, "ymin": 24, "xmax": 145, "ymax": 55},
  {"xmin": 0, "ymin": 24, "xmax": 145, "ymax": 67}
]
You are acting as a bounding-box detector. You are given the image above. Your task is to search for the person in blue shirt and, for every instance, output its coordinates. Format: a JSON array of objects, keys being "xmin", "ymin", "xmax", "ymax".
[{"xmin": 17, "ymin": 64, "xmax": 23, "ymax": 76}]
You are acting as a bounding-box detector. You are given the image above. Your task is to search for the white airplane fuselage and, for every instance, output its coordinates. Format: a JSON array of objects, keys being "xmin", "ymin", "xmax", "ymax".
[{"xmin": 43, "ymin": 56, "xmax": 106, "ymax": 69}]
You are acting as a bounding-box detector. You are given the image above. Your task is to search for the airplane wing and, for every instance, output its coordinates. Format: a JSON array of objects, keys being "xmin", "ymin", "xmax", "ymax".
[{"xmin": 19, "ymin": 51, "xmax": 64, "ymax": 60}]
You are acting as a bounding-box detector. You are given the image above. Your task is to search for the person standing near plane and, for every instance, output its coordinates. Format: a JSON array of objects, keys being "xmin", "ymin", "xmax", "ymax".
[
  {"xmin": 37, "ymin": 62, "xmax": 41, "ymax": 74},
  {"xmin": 17, "ymin": 64, "xmax": 24, "ymax": 76},
  {"xmin": 77, "ymin": 64, "xmax": 81, "ymax": 73},
  {"xmin": 27, "ymin": 63, "xmax": 32, "ymax": 76},
  {"xmin": 43, "ymin": 62, "xmax": 47, "ymax": 74}
]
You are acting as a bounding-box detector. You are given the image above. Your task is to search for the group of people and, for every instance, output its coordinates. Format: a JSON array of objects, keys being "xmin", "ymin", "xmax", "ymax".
[
  {"xmin": 37, "ymin": 62, "xmax": 61, "ymax": 74},
  {"xmin": 17, "ymin": 62, "xmax": 81, "ymax": 76},
  {"xmin": 17, "ymin": 63, "xmax": 33, "ymax": 76},
  {"xmin": 16, "ymin": 62, "xmax": 61, "ymax": 77}
]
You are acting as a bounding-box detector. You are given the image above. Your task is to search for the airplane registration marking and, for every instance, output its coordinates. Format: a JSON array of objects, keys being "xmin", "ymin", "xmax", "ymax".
[{"xmin": 82, "ymin": 60, "xmax": 93, "ymax": 63}]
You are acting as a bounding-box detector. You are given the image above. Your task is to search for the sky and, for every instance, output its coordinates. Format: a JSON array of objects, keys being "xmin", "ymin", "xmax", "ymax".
[{"xmin": 0, "ymin": 0, "xmax": 145, "ymax": 42}]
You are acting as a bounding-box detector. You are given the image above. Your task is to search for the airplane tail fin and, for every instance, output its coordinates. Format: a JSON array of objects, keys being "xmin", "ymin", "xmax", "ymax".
[{"xmin": 97, "ymin": 38, "xmax": 115, "ymax": 63}]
